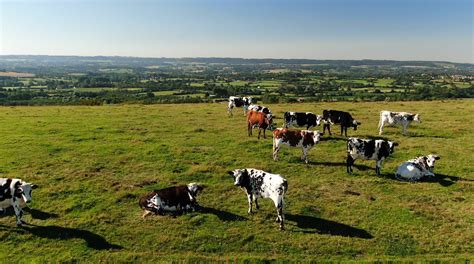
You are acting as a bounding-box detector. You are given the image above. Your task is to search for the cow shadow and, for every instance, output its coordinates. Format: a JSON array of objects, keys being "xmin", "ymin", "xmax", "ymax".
[
  {"xmin": 286, "ymin": 214, "xmax": 373, "ymax": 239},
  {"xmin": 0, "ymin": 224, "xmax": 123, "ymax": 250},
  {"xmin": 308, "ymin": 161, "xmax": 372, "ymax": 171},
  {"xmin": 379, "ymin": 173, "xmax": 472, "ymax": 187},
  {"xmin": 0, "ymin": 207, "xmax": 59, "ymax": 220},
  {"xmin": 320, "ymin": 136, "xmax": 347, "ymax": 142},
  {"xmin": 198, "ymin": 206, "xmax": 248, "ymax": 222}
]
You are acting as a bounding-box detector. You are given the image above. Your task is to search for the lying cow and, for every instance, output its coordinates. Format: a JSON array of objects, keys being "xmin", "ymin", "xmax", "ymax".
[
  {"xmin": 378, "ymin": 111, "xmax": 421, "ymax": 136},
  {"xmin": 228, "ymin": 168, "xmax": 288, "ymax": 230},
  {"xmin": 228, "ymin": 96, "xmax": 253, "ymax": 116},
  {"xmin": 395, "ymin": 154, "xmax": 440, "ymax": 181},
  {"xmin": 139, "ymin": 183, "xmax": 204, "ymax": 218},
  {"xmin": 273, "ymin": 128, "xmax": 321, "ymax": 163},
  {"xmin": 347, "ymin": 138, "xmax": 398, "ymax": 176},
  {"xmin": 284, "ymin": 112, "xmax": 322, "ymax": 130},
  {"xmin": 322, "ymin": 110, "xmax": 361, "ymax": 137},
  {"xmin": 247, "ymin": 110, "xmax": 273, "ymax": 139},
  {"xmin": 0, "ymin": 178, "xmax": 38, "ymax": 226}
]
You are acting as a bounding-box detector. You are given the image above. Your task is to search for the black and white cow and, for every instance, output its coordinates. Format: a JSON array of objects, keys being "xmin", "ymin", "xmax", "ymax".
[
  {"xmin": 228, "ymin": 96, "xmax": 253, "ymax": 116},
  {"xmin": 347, "ymin": 138, "xmax": 398, "ymax": 176},
  {"xmin": 0, "ymin": 178, "xmax": 38, "ymax": 226},
  {"xmin": 248, "ymin": 104, "xmax": 272, "ymax": 118},
  {"xmin": 228, "ymin": 168, "xmax": 288, "ymax": 230},
  {"xmin": 322, "ymin": 110, "xmax": 361, "ymax": 137},
  {"xmin": 139, "ymin": 183, "xmax": 204, "ymax": 218},
  {"xmin": 283, "ymin": 112, "xmax": 322, "ymax": 130},
  {"xmin": 273, "ymin": 128, "xmax": 321, "ymax": 163},
  {"xmin": 378, "ymin": 111, "xmax": 421, "ymax": 136},
  {"xmin": 395, "ymin": 154, "xmax": 440, "ymax": 181}
]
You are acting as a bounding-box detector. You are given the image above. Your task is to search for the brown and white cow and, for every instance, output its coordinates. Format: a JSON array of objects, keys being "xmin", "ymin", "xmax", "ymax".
[
  {"xmin": 247, "ymin": 110, "xmax": 273, "ymax": 139},
  {"xmin": 273, "ymin": 128, "xmax": 321, "ymax": 163}
]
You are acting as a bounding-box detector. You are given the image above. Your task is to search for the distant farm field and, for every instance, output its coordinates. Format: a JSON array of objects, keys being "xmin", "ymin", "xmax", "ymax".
[{"xmin": 0, "ymin": 100, "xmax": 473, "ymax": 262}]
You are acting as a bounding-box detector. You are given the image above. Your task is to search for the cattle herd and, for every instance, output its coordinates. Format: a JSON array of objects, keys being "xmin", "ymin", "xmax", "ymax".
[{"xmin": 1, "ymin": 96, "xmax": 441, "ymax": 231}]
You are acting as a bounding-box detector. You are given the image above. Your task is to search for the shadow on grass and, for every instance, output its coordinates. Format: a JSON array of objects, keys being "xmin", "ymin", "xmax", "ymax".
[
  {"xmin": 0, "ymin": 224, "xmax": 123, "ymax": 250},
  {"xmin": 1, "ymin": 207, "xmax": 59, "ymax": 220},
  {"xmin": 286, "ymin": 214, "xmax": 373, "ymax": 239},
  {"xmin": 379, "ymin": 173, "xmax": 473, "ymax": 187},
  {"xmin": 308, "ymin": 161, "xmax": 372, "ymax": 171},
  {"xmin": 198, "ymin": 206, "xmax": 247, "ymax": 222},
  {"xmin": 319, "ymin": 136, "xmax": 347, "ymax": 142}
]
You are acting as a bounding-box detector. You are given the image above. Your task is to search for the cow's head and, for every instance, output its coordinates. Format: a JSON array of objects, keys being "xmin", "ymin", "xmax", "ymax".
[
  {"xmin": 352, "ymin": 120, "xmax": 361, "ymax": 130},
  {"xmin": 414, "ymin": 114, "xmax": 421, "ymax": 123},
  {"xmin": 15, "ymin": 181, "xmax": 38, "ymax": 205},
  {"xmin": 316, "ymin": 115, "xmax": 323, "ymax": 126},
  {"xmin": 187, "ymin": 183, "xmax": 204, "ymax": 198},
  {"xmin": 312, "ymin": 131, "xmax": 321, "ymax": 144},
  {"xmin": 227, "ymin": 169, "xmax": 249, "ymax": 187},
  {"xmin": 425, "ymin": 154, "xmax": 440, "ymax": 171},
  {"xmin": 388, "ymin": 141, "xmax": 399, "ymax": 154}
]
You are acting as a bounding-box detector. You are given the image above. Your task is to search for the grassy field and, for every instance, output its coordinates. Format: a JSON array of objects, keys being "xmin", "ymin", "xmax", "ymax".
[{"xmin": 0, "ymin": 100, "xmax": 473, "ymax": 262}]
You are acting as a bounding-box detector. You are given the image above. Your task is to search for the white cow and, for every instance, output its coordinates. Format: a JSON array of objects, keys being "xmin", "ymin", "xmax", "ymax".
[
  {"xmin": 395, "ymin": 154, "xmax": 440, "ymax": 181},
  {"xmin": 0, "ymin": 178, "xmax": 38, "ymax": 226},
  {"xmin": 378, "ymin": 111, "xmax": 421, "ymax": 136}
]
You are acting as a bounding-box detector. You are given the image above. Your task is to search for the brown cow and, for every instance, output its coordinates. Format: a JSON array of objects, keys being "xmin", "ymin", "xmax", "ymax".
[
  {"xmin": 273, "ymin": 128, "xmax": 321, "ymax": 163},
  {"xmin": 247, "ymin": 110, "xmax": 273, "ymax": 139}
]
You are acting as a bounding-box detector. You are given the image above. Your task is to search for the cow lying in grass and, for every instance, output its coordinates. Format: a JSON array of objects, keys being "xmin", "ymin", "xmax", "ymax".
[
  {"xmin": 347, "ymin": 138, "xmax": 398, "ymax": 176},
  {"xmin": 139, "ymin": 183, "xmax": 204, "ymax": 218},
  {"xmin": 395, "ymin": 154, "xmax": 440, "ymax": 181},
  {"xmin": 273, "ymin": 128, "xmax": 321, "ymax": 163},
  {"xmin": 0, "ymin": 178, "xmax": 38, "ymax": 226}
]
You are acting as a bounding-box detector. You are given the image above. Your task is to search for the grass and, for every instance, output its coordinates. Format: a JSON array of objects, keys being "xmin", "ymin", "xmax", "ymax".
[{"xmin": 0, "ymin": 100, "xmax": 473, "ymax": 262}]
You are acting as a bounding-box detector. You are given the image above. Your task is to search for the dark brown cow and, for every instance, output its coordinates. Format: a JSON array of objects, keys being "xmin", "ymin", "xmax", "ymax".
[
  {"xmin": 247, "ymin": 110, "xmax": 273, "ymax": 139},
  {"xmin": 272, "ymin": 128, "xmax": 321, "ymax": 163}
]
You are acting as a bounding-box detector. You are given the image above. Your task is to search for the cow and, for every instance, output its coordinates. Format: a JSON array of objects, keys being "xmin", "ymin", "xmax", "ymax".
[
  {"xmin": 139, "ymin": 183, "xmax": 204, "ymax": 218},
  {"xmin": 395, "ymin": 154, "xmax": 440, "ymax": 181},
  {"xmin": 228, "ymin": 96, "xmax": 253, "ymax": 116},
  {"xmin": 346, "ymin": 138, "xmax": 398, "ymax": 176},
  {"xmin": 283, "ymin": 112, "xmax": 322, "ymax": 130},
  {"xmin": 247, "ymin": 110, "xmax": 273, "ymax": 139},
  {"xmin": 228, "ymin": 168, "xmax": 288, "ymax": 230},
  {"xmin": 322, "ymin": 110, "xmax": 361, "ymax": 137},
  {"xmin": 0, "ymin": 178, "xmax": 38, "ymax": 226},
  {"xmin": 273, "ymin": 128, "xmax": 321, "ymax": 163},
  {"xmin": 248, "ymin": 104, "xmax": 272, "ymax": 118},
  {"xmin": 378, "ymin": 111, "xmax": 421, "ymax": 136}
]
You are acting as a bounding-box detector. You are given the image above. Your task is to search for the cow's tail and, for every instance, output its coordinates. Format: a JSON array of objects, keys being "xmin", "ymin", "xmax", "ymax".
[{"xmin": 377, "ymin": 111, "xmax": 383, "ymax": 130}]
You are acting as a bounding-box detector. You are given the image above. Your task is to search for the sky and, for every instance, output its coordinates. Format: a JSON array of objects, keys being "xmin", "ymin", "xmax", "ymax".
[{"xmin": 0, "ymin": 0, "xmax": 472, "ymax": 63}]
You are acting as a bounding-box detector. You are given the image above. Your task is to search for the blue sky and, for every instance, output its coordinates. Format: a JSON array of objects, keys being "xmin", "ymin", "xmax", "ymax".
[{"xmin": 1, "ymin": 0, "xmax": 472, "ymax": 62}]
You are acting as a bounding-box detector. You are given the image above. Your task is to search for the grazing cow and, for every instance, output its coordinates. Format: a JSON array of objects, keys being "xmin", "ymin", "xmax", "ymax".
[
  {"xmin": 0, "ymin": 178, "xmax": 38, "ymax": 226},
  {"xmin": 283, "ymin": 112, "xmax": 322, "ymax": 130},
  {"xmin": 395, "ymin": 154, "xmax": 440, "ymax": 181},
  {"xmin": 248, "ymin": 104, "xmax": 272, "ymax": 117},
  {"xmin": 322, "ymin": 110, "xmax": 361, "ymax": 137},
  {"xmin": 378, "ymin": 111, "xmax": 421, "ymax": 136},
  {"xmin": 228, "ymin": 168, "xmax": 288, "ymax": 230},
  {"xmin": 273, "ymin": 128, "xmax": 321, "ymax": 163},
  {"xmin": 347, "ymin": 138, "xmax": 398, "ymax": 176},
  {"xmin": 139, "ymin": 183, "xmax": 204, "ymax": 218},
  {"xmin": 228, "ymin": 96, "xmax": 253, "ymax": 116},
  {"xmin": 247, "ymin": 110, "xmax": 273, "ymax": 139}
]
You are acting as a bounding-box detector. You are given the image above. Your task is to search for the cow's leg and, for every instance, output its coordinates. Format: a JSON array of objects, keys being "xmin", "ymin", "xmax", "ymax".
[
  {"xmin": 273, "ymin": 196, "xmax": 285, "ymax": 230},
  {"xmin": 375, "ymin": 160, "xmax": 383, "ymax": 176},
  {"xmin": 257, "ymin": 128, "xmax": 262, "ymax": 139},
  {"xmin": 263, "ymin": 128, "xmax": 266, "ymax": 139},
  {"xmin": 347, "ymin": 155, "xmax": 354, "ymax": 174},
  {"xmin": 402, "ymin": 124, "xmax": 409, "ymax": 136},
  {"xmin": 248, "ymin": 122, "xmax": 252, "ymax": 137},
  {"xmin": 273, "ymin": 141, "xmax": 280, "ymax": 161},
  {"xmin": 142, "ymin": 210, "xmax": 153, "ymax": 218},
  {"xmin": 247, "ymin": 194, "xmax": 253, "ymax": 214},
  {"xmin": 327, "ymin": 124, "xmax": 332, "ymax": 135},
  {"xmin": 254, "ymin": 197, "xmax": 260, "ymax": 210},
  {"xmin": 13, "ymin": 203, "xmax": 24, "ymax": 226},
  {"xmin": 379, "ymin": 122, "xmax": 384, "ymax": 135},
  {"xmin": 301, "ymin": 147, "xmax": 309, "ymax": 163}
]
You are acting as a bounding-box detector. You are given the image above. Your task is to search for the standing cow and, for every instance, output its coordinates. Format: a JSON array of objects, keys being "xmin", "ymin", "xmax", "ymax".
[
  {"xmin": 248, "ymin": 104, "xmax": 273, "ymax": 119},
  {"xmin": 273, "ymin": 128, "xmax": 321, "ymax": 163},
  {"xmin": 395, "ymin": 154, "xmax": 440, "ymax": 181},
  {"xmin": 0, "ymin": 178, "xmax": 38, "ymax": 226},
  {"xmin": 247, "ymin": 110, "xmax": 273, "ymax": 139},
  {"xmin": 228, "ymin": 96, "xmax": 253, "ymax": 116},
  {"xmin": 228, "ymin": 168, "xmax": 288, "ymax": 230},
  {"xmin": 322, "ymin": 110, "xmax": 361, "ymax": 137},
  {"xmin": 378, "ymin": 111, "xmax": 421, "ymax": 136},
  {"xmin": 283, "ymin": 112, "xmax": 322, "ymax": 130},
  {"xmin": 347, "ymin": 138, "xmax": 398, "ymax": 176}
]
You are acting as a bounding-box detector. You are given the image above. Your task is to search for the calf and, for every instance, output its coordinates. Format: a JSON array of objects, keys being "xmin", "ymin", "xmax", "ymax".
[
  {"xmin": 395, "ymin": 154, "xmax": 440, "ymax": 181},
  {"xmin": 322, "ymin": 110, "xmax": 361, "ymax": 137},
  {"xmin": 273, "ymin": 128, "xmax": 321, "ymax": 163},
  {"xmin": 228, "ymin": 96, "xmax": 253, "ymax": 116},
  {"xmin": 378, "ymin": 111, "xmax": 421, "ymax": 136},
  {"xmin": 228, "ymin": 168, "xmax": 288, "ymax": 230},
  {"xmin": 347, "ymin": 138, "xmax": 398, "ymax": 176},
  {"xmin": 284, "ymin": 112, "xmax": 322, "ymax": 130},
  {"xmin": 139, "ymin": 183, "xmax": 204, "ymax": 218},
  {"xmin": 247, "ymin": 110, "xmax": 273, "ymax": 139},
  {"xmin": 0, "ymin": 178, "xmax": 38, "ymax": 226}
]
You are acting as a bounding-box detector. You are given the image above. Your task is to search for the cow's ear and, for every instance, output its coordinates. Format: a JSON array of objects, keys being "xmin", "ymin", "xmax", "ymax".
[
  {"xmin": 31, "ymin": 184, "xmax": 38, "ymax": 189},
  {"xmin": 227, "ymin": 171, "xmax": 234, "ymax": 176},
  {"xmin": 434, "ymin": 156, "xmax": 440, "ymax": 160},
  {"xmin": 393, "ymin": 142, "xmax": 399, "ymax": 146},
  {"xmin": 357, "ymin": 122, "xmax": 361, "ymax": 125}
]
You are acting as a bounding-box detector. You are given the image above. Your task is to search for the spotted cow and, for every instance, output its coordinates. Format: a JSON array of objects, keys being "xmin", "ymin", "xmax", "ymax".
[
  {"xmin": 378, "ymin": 111, "xmax": 421, "ymax": 136},
  {"xmin": 283, "ymin": 112, "xmax": 322, "ymax": 130},
  {"xmin": 347, "ymin": 138, "xmax": 398, "ymax": 176},
  {"xmin": 228, "ymin": 96, "xmax": 253, "ymax": 116},
  {"xmin": 139, "ymin": 183, "xmax": 204, "ymax": 218},
  {"xmin": 228, "ymin": 168, "xmax": 288, "ymax": 230},
  {"xmin": 395, "ymin": 154, "xmax": 440, "ymax": 181},
  {"xmin": 0, "ymin": 178, "xmax": 38, "ymax": 226},
  {"xmin": 248, "ymin": 104, "xmax": 272, "ymax": 119},
  {"xmin": 247, "ymin": 110, "xmax": 273, "ymax": 139},
  {"xmin": 322, "ymin": 110, "xmax": 361, "ymax": 137},
  {"xmin": 273, "ymin": 128, "xmax": 321, "ymax": 163}
]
